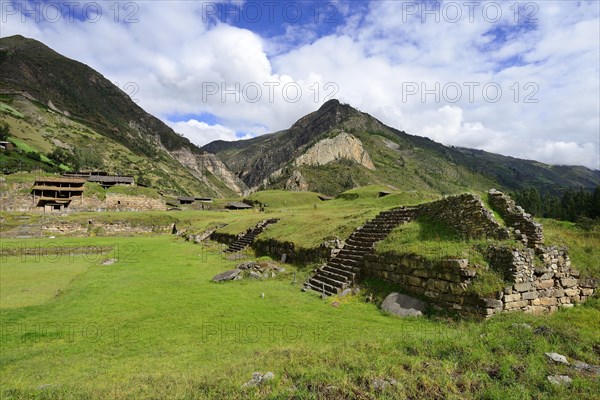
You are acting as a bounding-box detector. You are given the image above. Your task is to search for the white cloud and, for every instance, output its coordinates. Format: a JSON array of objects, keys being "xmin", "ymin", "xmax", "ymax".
[
  {"xmin": 167, "ymin": 120, "xmax": 252, "ymax": 147},
  {"xmin": 525, "ymin": 141, "xmax": 600, "ymax": 170},
  {"xmin": 1, "ymin": 0, "xmax": 598, "ymax": 169}
]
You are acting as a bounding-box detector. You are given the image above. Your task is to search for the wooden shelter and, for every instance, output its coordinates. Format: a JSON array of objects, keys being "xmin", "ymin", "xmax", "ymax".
[
  {"xmin": 86, "ymin": 175, "xmax": 134, "ymax": 188},
  {"xmin": 31, "ymin": 176, "xmax": 86, "ymax": 211},
  {"xmin": 177, "ymin": 196, "xmax": 195, "ymax": 205},
  {"xmin": 225, "ymin": 201, "xmax": 253, "ymax": 210}
]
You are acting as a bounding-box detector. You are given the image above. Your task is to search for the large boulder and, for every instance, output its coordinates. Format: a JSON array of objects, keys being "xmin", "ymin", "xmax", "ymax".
[
  {"xmin": 212, "ymin": 269, "xmax": 241, "ymax": 282},
  {"xmin": 381, "ymin": 292, "xmax": 427, "ymax": 317}
]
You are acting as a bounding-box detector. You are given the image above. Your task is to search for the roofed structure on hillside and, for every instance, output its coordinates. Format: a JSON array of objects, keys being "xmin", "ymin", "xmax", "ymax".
[
  {"xmin": 195, "ymin": 197, "xmax": 213, "ymax": 202},
  {"xmin": 226, "ymin": 201, "xmax": 253, "ymax": 210},
  {"xmin": 86, "ymin": 175, "xmax": 134, "ymax": 188},
  {"xmin": 177, "ymin": 196, "xmax": 195, "ymax": 205},
  {"xmin": 0, "ymin": 141, "xmax": 14, "ymax": 150},
  {"xmin": 378, "ymin": 191, "xmax": 393, "ymax": 198},
  {"xmin": 31, "ymin": 176, "xmax": 86, "ymax": 212},
  {"xmin": 62, "ymin": 172, "xmax": 134, "ymax": 188},
  {"xmin": 63, "ymin": 171, "xmax": 108, "ymax": 177},
  {"xmin": 318, "ymin": 194, "xmax": 335, "ymax": 201}
]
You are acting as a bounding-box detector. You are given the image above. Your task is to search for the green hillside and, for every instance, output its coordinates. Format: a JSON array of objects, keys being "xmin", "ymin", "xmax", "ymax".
[
  {"xmin": 0, "ymin": 96, "xmax": 233, "ymax": 196},
  {"xmin": 204, "ymin": 100, "xmax": 599, "ymax": 196},
  {"xmin": 0, "ymin": 35, "xmax": 238, "ymax": 197}
]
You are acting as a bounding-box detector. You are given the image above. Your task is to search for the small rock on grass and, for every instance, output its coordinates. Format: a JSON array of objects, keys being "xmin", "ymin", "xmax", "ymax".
[
  {"xmin": 242, "ymin": 372, "xmax": 274, "ymax": 387},
  {"xmin": 101, "ymin": 258, "xmax": 117, "ymax": 265},
  {"xmin": 547, "ymin": 375, "xmax": 572, "ymax": 386},
  {"xmin": 212, "ymin": 269, "xmax": 241, "ymax": 282},
  {"xmin": 381, "ymin": 292, "xmax": 427, "ymax": 317},
  {"xmin": 372, "ymin": 378, "xmax": 397, "ymax": 391},
  {"xmin": 545, "ymin": 352, "xmax": 569, "ymax": 365},
  {"xmin": 573, "ymin": 360, "xmax": 600, "ymax": 375},
  {"xmin": 511, "ymin": 323, "xmax": 532, "ymax": 330},
  {"xmin": 248, "ymin": 271, "xmax": 263, "ymax": 279}
]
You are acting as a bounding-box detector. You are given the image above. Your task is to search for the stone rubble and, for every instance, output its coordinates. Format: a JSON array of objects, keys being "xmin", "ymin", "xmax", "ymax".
[{"xmin": 242, "ymin": 372, "xmax": 274, "ymax": 388}]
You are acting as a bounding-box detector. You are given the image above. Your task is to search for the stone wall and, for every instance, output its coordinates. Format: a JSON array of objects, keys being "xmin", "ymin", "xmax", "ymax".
[
  {"xmin": 40, "ymin": 221, "xmax": 173, "ymax": 236},
  {"xmin": 364, "ymin": 253, "xmax": 493, "ymax": 315},
  {"xmin": 0, "ymin": 181, "xmax": 166, "ymax": 212},
  {"xmin": 253, "ymin": 238, "xmax": 330, "ymax": 263},
  {"xmin": 414, "ymin": 193, "xmax": 509, "ymax": 240},
  {"xmin": 488, "ymin": 189, "xmax": 543, "ymax": 247},
  {"xmin": 0, "ymin": 183, "xmax": 35, "ymax": 211},
  {"xmin": 363, "ymin": 245, "xmax": 596, "ymax": 318},
  {"xmin": 487, "ymin": 245, "xmax": 595, "ymax": 314},
  {"xmin": 103, "ymin": 194, "xmax": 166, "ymax": 211},
  {"xmin": 209, "ymin": 231, "xmax": 329, "ymax": 263}
]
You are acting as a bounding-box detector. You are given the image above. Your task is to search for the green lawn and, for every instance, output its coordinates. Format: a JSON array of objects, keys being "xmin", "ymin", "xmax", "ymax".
[
  {"xmin": 1, "ymin": 235, "xmax": 599, "ymax": 399},
  {"xmin": 540, "ymin": 218, "xmax": 600, "ymax": 278}
]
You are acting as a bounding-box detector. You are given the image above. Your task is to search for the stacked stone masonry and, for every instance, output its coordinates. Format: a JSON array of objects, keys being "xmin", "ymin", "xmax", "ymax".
[
  {"xmin": 416, "ymin": 193, "xmax": 509, "ymax": 240},
  {"xmin": 302, "ymin": 190, "xmax": 596, "ymax": 317},
  {"xmin": 488, "ymin": 189, "xmax": 543, "ymax": 248},
  {"xmin": 364, "ymin": 245, "xmax": 596, "ymax": 318},
  {"xmin": 221, "ymin": 219, "xmax": 280, "ymax": 253}
]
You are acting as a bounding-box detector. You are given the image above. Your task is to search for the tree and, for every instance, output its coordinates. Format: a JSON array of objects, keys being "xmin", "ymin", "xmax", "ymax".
[
  {"xmin": 48, "ymin": 148, "xmax": 72, "ymax": 166},
  {"xmin": 0, "ymin": 122, "xmax": 9, "ymax": 141},
  {"xmin": 592, "ymin": 186, "xmax": 600, "ymax": 219},
  {"xmin": 72, "ymin": 147, "xmax": 103, "ymax": 170}
]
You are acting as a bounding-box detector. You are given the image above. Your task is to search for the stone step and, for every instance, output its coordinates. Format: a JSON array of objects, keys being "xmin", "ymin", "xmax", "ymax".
[
  {"xmin": 348, "ymin": 233, "xmax": 383, "ymax": 240},
  {"xmin": 329, "ymin": 259, "xmax": 361, "ymax": 271},
  {"xmin": 376, "ymin": 212, "xmax": 412, "ymax": 217},
  {"xmin": 343, "ymin": 243, "xmax": 372, "ymax": 251},
  {"xmin": 304, "ymin": 282, "xmax": 337, "ymax": 296},
  {"xmin": 351, "ymin": 233, "xmax": 388, "ymax": 240},
  {"xmin": 322, "ymin": 265, "xmax": 357, "ymax": 280},
  {"xmin": 368, "ymin": 219, "xmax": 410, "ymax": 225},
  {"xmin": 311, "ymin": 273, "xmax": 348, "ymax": 289},
  {"xmin": 337, "ymin": 248, "xmax": 369, "ymax": 257},
  {"xmin": 373, "ymin": 215, "xmax": 413, "ymax": 220},
  {"xmin": 334, "ymin": 252, "xmax": 363, "ymax": 261},
  {"xmin": 334, "ymin": 254, "xmax": 362, "ymax": 264},
  {"xmin": 318, "ymin": 267, "xmax": 350, "ymax": 282},
  {"xmin": 344, "ymin": 240, "xmax": 373, "ymax": 249},
  {"xmin": 308, "ymin": 278, "xmax": 343, "ymax": 294},
  {"xmin": 369, "ymin": 217, "xmax": 410, "ymax": 222},
  {"xmin": 359, "ymin": 227, "xmax": 394, "ymax": 234}
]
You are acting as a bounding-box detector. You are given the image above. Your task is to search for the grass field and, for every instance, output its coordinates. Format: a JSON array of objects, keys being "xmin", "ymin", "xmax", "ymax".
[
  {"xmin": 1, "ymin": 190, "xmax": 599, "ymax": 398},
  {"xmin": 1, "ymin": 234, "xmax": 599, "ymax": 399}
]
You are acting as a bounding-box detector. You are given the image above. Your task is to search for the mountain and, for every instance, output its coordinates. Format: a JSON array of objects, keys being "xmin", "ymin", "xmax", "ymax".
[
  {"xmin": 2, "ymin": 35, "xmax": 597, "ymax": 199},
  {"xmin": 0, "ymin": 35, "xmax": 246, "ymax": 196},
  {"xmin": 203, "ymin": 99, "xmax": 599, "ymax": 196}
]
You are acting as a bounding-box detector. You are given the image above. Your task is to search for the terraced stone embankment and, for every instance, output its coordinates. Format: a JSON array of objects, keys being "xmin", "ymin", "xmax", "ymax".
[
  {"xmin": 305, "ymin": 207, "xmax": 417, "ymax": 295},
  {"xmin": 223, "ymin": 219, "xmax": 279, "ymax": 253}
]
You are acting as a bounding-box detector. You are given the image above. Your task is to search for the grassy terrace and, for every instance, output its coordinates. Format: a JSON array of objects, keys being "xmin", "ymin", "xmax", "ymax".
[
  {"xmin": 1, "ymin": 188, "xmax": 599, "ymax": 398},
  {"xmin": 1, "ymin": 186, "xmax": 441, "ymax": 248},
  {"xmin": 0, "ymin": 235, "xmax": 598, "ymax": 399},
  {"xmin": 374, "ymin": 218, "xmax": 519, "ymax": 296},
  {"xmin": 541, "ymin": 218, "xmax": 600, "ymax": 279}
]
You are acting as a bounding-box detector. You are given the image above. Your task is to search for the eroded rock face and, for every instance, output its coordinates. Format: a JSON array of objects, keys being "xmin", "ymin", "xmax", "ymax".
[
  {"xmin": 171, "ymin": 148, "xmax": 247, "ymax": 195},
  {"xmin": 285, "ymin": 170, "xmax": 309, "ymax": 191},
  {"xmin": 294, "ymin": 132, "xmax": 376, "ymax": 170}
]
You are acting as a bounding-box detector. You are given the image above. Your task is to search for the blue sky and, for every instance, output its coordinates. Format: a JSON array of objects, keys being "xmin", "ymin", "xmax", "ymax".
[{"xmin": 1, "ymin": 0, "xmax": 599, "ymax": 169}]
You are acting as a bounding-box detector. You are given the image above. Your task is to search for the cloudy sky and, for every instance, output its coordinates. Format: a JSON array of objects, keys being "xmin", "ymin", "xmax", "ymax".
[{"xmin": 1, "ymin": 0, "xmax": 599, "ymax": 169}]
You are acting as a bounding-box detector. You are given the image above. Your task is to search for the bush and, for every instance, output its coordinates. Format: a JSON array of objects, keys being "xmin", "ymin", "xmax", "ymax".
[
  {"xmin": 0, "ymin": 121, "xmax": 9, "ymax": 141},
  {"xmin": 575, "ymin": 216, "xmax": 596, "ymax": 232}
]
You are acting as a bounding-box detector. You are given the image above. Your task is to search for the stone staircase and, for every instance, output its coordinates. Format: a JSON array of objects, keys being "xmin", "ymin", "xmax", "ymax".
[
  {"xmin": 305, "ymin": 207, "xmax": 417, "ymax": 296},
  {"xmin": 224, "ymin": 218, "xmax": 279, "ymax": 253}
]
